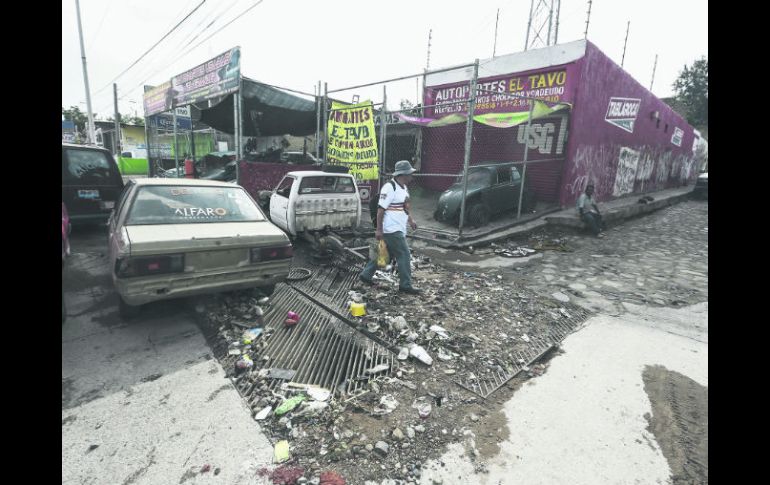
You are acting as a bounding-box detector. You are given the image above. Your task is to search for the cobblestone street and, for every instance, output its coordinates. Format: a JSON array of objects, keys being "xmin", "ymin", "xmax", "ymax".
[{"xmin": 514, "ymin": 200, "xmax": 708, "ymax": 314}]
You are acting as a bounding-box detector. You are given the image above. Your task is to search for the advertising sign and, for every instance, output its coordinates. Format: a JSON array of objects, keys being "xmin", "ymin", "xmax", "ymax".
[
  {"xmin": 604, "ymin": 97, "xmax": 641, "ymax": 133},
  {"xmin": 326, "ymin": 101, "xmax": 379, "ymax": 182},
  {"xmin": 171, "ymin": 47, "xmax": 241, "ymax": 106}
]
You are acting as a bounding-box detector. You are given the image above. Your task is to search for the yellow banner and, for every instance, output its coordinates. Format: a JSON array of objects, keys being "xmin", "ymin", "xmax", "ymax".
[{"xmin": 326, "ymin": 101, "xmax": 379, "ymax": 181}]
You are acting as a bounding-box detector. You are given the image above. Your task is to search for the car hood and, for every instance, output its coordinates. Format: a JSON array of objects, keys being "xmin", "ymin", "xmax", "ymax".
[
  {"xmin": 125, "ymin": 221, "xmax": 289, "ymax": 256},
  {"xmin": 437, "ymin": 185, "xmax": 483, "ymax": 210}
]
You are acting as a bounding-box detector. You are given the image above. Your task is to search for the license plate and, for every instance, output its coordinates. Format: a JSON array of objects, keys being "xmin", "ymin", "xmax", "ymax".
[
  {"xmin": 100, "ymin": 200, "xmax": 115, "ymax": 210},
  {"xmin": 78, "ymin": 189, "xmax": 100, "ymax": 200}
]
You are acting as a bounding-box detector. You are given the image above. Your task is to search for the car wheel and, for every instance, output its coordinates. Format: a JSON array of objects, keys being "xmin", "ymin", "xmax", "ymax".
[
  {"xmin": 467, "ymin": 202, "xmax": 489, "ymax": 228},
  {"xmin": 119, "ymin": 297, "xmax": 142, "ymax": 320}
]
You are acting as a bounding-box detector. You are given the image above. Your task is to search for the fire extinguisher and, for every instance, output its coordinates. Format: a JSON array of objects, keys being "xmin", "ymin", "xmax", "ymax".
[{"xmin": 184, "ymin": 156, "xmax": 194, "ymax": 178}]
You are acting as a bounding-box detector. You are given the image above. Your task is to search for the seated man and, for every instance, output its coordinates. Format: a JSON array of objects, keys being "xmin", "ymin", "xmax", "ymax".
[{"xmin": 577, "ymin": 183, "xmax": 605, "ymax": 238}]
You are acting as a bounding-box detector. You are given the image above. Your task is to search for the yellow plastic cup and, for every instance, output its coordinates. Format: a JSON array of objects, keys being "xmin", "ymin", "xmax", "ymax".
[{"xmin": 349, "ymin": 302, "xmax": 366, "ymax": 317}]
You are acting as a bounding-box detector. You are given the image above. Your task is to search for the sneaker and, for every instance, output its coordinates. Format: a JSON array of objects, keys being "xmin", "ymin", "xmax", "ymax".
[
  {"xmin": 359, "ymin": 275, "xmax": 375, "ymax": 286},
  {"xmin": 399, "ymin": 286, "xmax": 423, "ymax": 295}
]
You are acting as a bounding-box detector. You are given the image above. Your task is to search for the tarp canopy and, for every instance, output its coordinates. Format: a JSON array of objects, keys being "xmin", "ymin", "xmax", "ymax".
[{"xmin": 199, "ymin": 77, "xmax": 317, "ymax": 137}]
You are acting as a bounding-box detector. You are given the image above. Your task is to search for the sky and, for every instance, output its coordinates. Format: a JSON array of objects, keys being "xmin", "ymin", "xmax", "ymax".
[{"xmin": 62, "ymin": 0, "xmax": 708, "ymax": 120}]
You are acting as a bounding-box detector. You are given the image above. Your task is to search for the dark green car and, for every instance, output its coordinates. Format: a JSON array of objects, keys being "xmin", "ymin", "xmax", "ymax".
[{"xmin": 434, "ymin": 163, "xmax": 535, "ymax": 227}]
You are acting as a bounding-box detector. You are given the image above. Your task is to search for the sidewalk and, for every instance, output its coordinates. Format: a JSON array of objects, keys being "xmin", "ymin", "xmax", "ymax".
[{"xmin": 410, "ymin": 186, "xmax": 695, "ymax": 249}]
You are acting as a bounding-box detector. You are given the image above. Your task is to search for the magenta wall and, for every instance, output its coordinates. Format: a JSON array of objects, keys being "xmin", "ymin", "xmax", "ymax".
[
  {"xmin": 559, "ymin": 42, "xmax": 698, "ymax": 207},
  {"xmin": 238, "ymin": 161, "xmax": 317, "ymax": 200}
]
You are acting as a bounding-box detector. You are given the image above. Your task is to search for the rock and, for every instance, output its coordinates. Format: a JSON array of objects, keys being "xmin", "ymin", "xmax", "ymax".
[
  {"xmin": 470, "ymin": 414, "xmax": 480, "ymax": 422},
  {"xmin": 552, "ymin": 292, "xmax": 570, "ymax": 302},
  {"xmin": 397, "ymin": 348, "xmax": 409, "ymax": 360},
  {"xmin": 370, "ymin": 382, "xmax": 381, "ymax": 394},
  {"xmin": 406, "ymin": 427, "xmax": 415, "ymax": 439},
  {"xmin": 443, "ymin": 369, "xmax": 456, "ymax": 375},
  {"xmin": 392, "ymin": 316, "xmax": 408, "ymax": 331},
  {"xmin": 414, "ymin": 425, "xmax": 426, "ymax": 433},
  {"xmin": 392, "ymin": 428, "xmax": 405, "ymax": 440},
  {"xmin": 374, "ymin": 441, "xmax": 390, "ymax": 457},
  {"xmin": 365, "ymin": 444, "xmax": 374, "ymax": 452}
]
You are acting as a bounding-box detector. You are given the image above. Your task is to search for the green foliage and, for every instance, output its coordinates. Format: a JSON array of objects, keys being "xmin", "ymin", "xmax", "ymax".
[{"xmin": 672, "ymin": 57, "xmax": 708, "ymax": 127}]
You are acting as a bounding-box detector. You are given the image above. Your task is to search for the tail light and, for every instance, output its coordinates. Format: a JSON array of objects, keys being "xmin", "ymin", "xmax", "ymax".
[
  {"xmin": 115, "ymin": 254, "xmax": 185, "ymax": 278},
  {"xmin": 251, "ymin": 245, "xmax": 294, "ymax": 263}
]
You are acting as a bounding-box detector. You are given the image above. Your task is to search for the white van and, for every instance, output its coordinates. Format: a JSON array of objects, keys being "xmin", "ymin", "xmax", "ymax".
[{"xmin": 269, "ymin": 171, "xmax": 361, "ymax": 237}]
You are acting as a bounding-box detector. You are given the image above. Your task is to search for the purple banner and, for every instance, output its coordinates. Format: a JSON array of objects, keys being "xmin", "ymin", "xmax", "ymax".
[
  {"xmin": 171, "ymin": 47, "xmax": 241, "ymax": 106},
  {"xmin": 143, "ymin": 81, "xmax": 173, "ymax": 117}
]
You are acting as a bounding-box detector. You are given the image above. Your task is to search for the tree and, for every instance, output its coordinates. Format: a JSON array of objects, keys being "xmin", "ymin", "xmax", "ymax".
[
  {"xmin": 62, "ymin": 106, "xmax": 97, "ymax": 134},
  {"xmin": 672, "ymin": 57, "xmax": 708, "ymax": 127}
]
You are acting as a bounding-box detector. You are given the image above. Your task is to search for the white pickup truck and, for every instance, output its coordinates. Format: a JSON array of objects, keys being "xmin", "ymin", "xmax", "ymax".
[{"xmin": 268, "ymin": 170, "xmax": 362, "ymax": 237}]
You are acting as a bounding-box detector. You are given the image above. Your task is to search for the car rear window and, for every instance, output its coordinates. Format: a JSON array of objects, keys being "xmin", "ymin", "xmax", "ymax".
[
  {"xmin": 63, "ymin": 148, "xmax": 116, "ymax": 184},
  {"xmin": 298, "ymin": 176, "xmax": 355, "ymax": 194},
  {"xmin": 126, "ymin": 185, "xmax": 265, "ymax": 225}
]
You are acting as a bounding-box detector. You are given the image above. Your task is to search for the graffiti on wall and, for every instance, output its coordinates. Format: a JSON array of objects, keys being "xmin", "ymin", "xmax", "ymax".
[
  {"xmin": 613, "ymin": 147, "xmax": 640, "ymax": 196},
  {"xmin": 516, "ymin": 115, "xmax": 568, "ymax": 155},
  {"xmin": 565, "ymin": 145, "xmax": 617, "ymax": 198}
]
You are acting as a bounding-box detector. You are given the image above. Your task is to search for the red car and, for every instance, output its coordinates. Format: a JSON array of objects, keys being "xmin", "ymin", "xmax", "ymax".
[{"xmin": 62, "ymin": 203, "xmax": 71, "ymax": 323}]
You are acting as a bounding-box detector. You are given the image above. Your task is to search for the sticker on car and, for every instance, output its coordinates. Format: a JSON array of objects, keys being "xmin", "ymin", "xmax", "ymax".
[{"xmin": 78, "ymin": 189, "xmax": 100, "ymax": 199}]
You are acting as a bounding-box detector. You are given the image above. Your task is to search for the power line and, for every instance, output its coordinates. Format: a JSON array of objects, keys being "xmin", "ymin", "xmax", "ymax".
[{"xmin": 93, "ymin": 0, "xmax": 207, "ymax": 96}]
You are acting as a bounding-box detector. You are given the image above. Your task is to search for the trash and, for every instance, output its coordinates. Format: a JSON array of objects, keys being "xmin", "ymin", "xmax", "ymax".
[
  {"xmin": 391, "ymin": 316, "xmax": 408, "ymax": 331},
  {"xmin": 409, "ymin": 345, "xmax": 433, "ymax": 366},
  {"xmin": 319, "ymin": 471, "xmax": 346, "ymax": 485},
  {"xmin": 414, "ymin": 425, "xmax": 426, "ymax": 433},
  {"xmin": 521, "ymin": 334, "xmax": 531, "ymax": 343},
  {"xmin": 235, "ymin": 355, "xmax": 253, "ymax": 372},
  {"xmin": 429, "ymin": 325, "xmax": 450, "ymax": 339},
  {"xmin": 366, "ymin": 364, "xmax": 390, "ymax": 375},
  {"xmin": 348, "ymin": 291, "xmax": 364, "ymax": 303},
  {"xmin": 406, "ymin": 427, "xmax": 415, "ymax": 439},
  {"xmin": 268, "ymin": 368, "xmax": 297, "ymax": 380},
  {"xmin": 397, "ymin": 348, "xmax": 409, "ymax": 360},
  {"xmin": 392, "ymin": 428, "xmax": 405, "ymax": 440},
  {"xmin": 443, "ymin": 369, "xmax": 456, "ymax": 375},
  {"xmin": 437, "ymin": 349, "xmax": 453, "ymax": 361},
  {"xmin": 378, "ymin": 395, "xmax": 399, "ymax": 414},
  {"xmin": 243, "ymin": 327, "xmax": 263, "ymax": 343},
  {"xmin": 552, "ymin": 292, "xmax": 570, "ymax": 303},
  {"xmin": 405, "ymin": 331, "xmax": 419, "ymax": 343},
  {"xmin": 275, "ymin": 395, "xmax": 306, "ymax": 416},
  {"xmin": 374, "ymin": 441, "xmax": 390, "ymax": 457},
  {"xmin": 228, "ymin": 342, "xmax": 242, "ymax": 356},
  {"xmin": 377, "ymin": 240, "xmax": 389, "ymax": 268},
  {"xmin": 255, "ymin": 306, "xmax": 265, "ymax": 317},
  {"xmin": 285, "ymin": 311, "xmax": 301, "ymax": 327},
  {"xmin": 294, "ymin": 401, "xmax": 328, "ymax": 417},
  {"xmin": 350, "ymin": 302, "xmax": 366, "ymax": 317},
  {"xmin": 470, "ymin": 414, "xmax": 480, "ymax": 422},
  {"xmin": 258, "ymin": 297, "xmax": 270, "ymax": 305},
  {"xmin": 274, "ymin": 441, "xmax": 291, "ymax": 464},
  {"xmin": 417, "ymin": 402, "xmax": 432, "ymax": 419},
  {"xmin": 366, "ymin": 321, "xmax": 379, "ymax": 333},
  {"xmin": 254, "ymin": 405, "xmax": 272, "ymax": 420},
  {"xmin": 307, "ymin": 387, "xmax": 331, "ymax": 402}
]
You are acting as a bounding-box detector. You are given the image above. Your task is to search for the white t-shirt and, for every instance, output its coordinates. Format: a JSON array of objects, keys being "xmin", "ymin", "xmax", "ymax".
[{"xmin": 378, "ymin": 179, "xmax": 409, "ymax": 234}]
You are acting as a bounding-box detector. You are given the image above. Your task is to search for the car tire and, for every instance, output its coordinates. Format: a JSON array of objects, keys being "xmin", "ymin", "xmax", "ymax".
[
  {"xmin": 119, "ymin": 297, "xmax": 142, "ymax": 320},
  {"xmin": 467, "ymin": 202, "xmax": 490, "ymax": 228},
  {"xmin": 522, "ymin": 191, "xmax": 536, "ymax": 213}
]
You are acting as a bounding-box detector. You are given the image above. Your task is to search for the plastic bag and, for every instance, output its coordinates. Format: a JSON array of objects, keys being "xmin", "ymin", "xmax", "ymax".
[{"xmin": 377, "ymin": 240, "xmax": 389, "ymax": 268}]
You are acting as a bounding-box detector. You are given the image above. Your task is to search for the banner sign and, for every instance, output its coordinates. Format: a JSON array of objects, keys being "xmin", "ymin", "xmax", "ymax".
[
  {"xmin": 326, "ymin": 101, "xmax": 379, "ymax": 182},
  {"xmin": 604, "ymin": 97, "xmax": 641, "ymax": 133},
  {"xmin": 171, "ymin": 47, "xmax": 241, "ymax": 106},
  {"xmin": 143, "ymin": 82, "xmax": 173, "ymax": 117},
  {"xmin": 148, "ymin": 114, "xmax": 192, "ymax": 131}
]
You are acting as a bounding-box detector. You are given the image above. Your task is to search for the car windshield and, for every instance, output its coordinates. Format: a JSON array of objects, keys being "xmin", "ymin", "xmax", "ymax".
[
  {"xmin": 298, "ymin": 176, "xmax": 355, "ymax": 194},
  {"xmin": 454, "ymin": 169, "xmax": 492, "ymax": 189},
  {"xmin": 63, "ymin": 148, "xmax": 115, "ymax": 184},
  {"xmin": 126, "ymin": 185, "xmax": 265, "ymax": 225}
]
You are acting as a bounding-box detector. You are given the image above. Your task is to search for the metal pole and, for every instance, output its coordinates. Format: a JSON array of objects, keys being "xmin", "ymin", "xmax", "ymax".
[
  {"xmin": 75, "ymin": 0, "xmax": 96, "ymax": 144},
  {"xmin": 173, "ymin": 109, "xmax": 179, "ymax": 175},
  {"xmin": 323, "ymin": 82, "xmax": 329, "ymax": 162},
  {"xmin": 548, "ymin": 1, "xmax": 554, "ymax": 45},
  {"xmin": 143, "ymin": 114, "xmax": 152, "ymax": 176},
  {"xmin": 525, "ymin": 0, "xmax": 535, "ymax": 51},
  {"xmin": 457, "ymin": 59, "xmax": 479, "ymax": 239},
  {"xmin": 316, "ymin": 81, "xmax": 321, "ymax": 157},
  {"xmin": 555, "ymin": 0, "xmax": 561, "ymax": 44},
  {"xmin": 382, "ymin": 86, "xmax": 387, "ymax": 177},
  {"xmin": 516, "ymin": 99, "xmax": 536, "ymax": 219},
  {"xmin": 621, "ymin": 21, "xmax": 630, "ymax": 68},
  {"xmin": 584, "ymin": 0, "xmax": 593, "ymax": 40},
  {"xmin": 113, "ymin": 84, "xmax": 121, "ymax": 156},
  {"xmin": 379, "ymin": 86, "xmax": 387, "ymax": 188},
  {"xmin": 650, "ymin": 54, "xmax": 658, "ymax": 91},
  {"xmin": 493, "ymin": 9, "xmax": 500, "ymax": 57},
  {"xmin": 190, "ymin": 107, "xmax": 196, "ymax": 163},
  {"xmin": 234, "ymin": 90, "xmax": 240, "ymax": 183}
]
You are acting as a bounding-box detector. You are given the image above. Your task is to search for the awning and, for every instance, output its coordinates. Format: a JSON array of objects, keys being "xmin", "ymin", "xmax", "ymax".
[
  {"xmin": 395, "ymin": 101, "xmax": 571, "ymax": 128},
  {"xmin": 198, "ymin": 78, "xmax": 317, "ymax": 137}
]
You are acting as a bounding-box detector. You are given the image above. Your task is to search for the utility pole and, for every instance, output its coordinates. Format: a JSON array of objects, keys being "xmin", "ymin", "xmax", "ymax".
[
  {"xmin": 554, "ymin": 0, "xmax": 561, "ymax": 44},
  {"xmin": 650, "ymin": 54, "xmax": 658, "ymax": 91},
  {"xmin": 584, "ymin": 0, "xmax": 593, "ymax": 40},
  {"xmin": 621, "ymin": 21, "xmax": 630, "ymax": 68},
  {"xmin": 493, "ymin": 9, "xmax": 500, "ymax": 57},
  {"xmin": 75, "ymin": 0, "xmax": 96, "ymax": 144},
  {"xmin": 426, "ymin": 29, "xmax": 432, "ymax": 70},
  {"xmin": 113, "ymin": 84, "xmax": 121, "ymax": 156}
]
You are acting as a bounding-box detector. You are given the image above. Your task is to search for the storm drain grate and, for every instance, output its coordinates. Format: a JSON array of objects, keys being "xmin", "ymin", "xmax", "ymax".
[
  {"xmin": 228, "ymin": 282, "xmax": 394, "ymax": 406},
  {"xmin": 454, "ymin": 305, "xmax": 590, "ymax": 399}
]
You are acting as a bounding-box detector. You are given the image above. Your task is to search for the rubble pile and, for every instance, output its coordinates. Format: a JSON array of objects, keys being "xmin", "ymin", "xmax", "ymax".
[{"xmin": 193, "ymin": 250, "xmax": 588, "ymax": 484}]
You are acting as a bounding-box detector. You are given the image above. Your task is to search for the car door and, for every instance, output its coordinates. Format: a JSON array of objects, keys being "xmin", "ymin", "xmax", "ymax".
[
  {"xmin": 270, "ymin": 176, "xmax": 294, "ymax": 233},
  {"xmin": 482, "ymin": 167, "xmax": 513, "ymax": 214}
]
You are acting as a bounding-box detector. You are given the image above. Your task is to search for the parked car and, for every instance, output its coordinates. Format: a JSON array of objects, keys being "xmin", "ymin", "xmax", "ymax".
[
  {"xmin": 107, "ymin": 178, "xmax": 293, "ymax": 318},
  {"xmin": 202, "ymin": 160, "xmax": 237, "ymax": 182},
  {"xmin": 692, "ymin": 172, "xmax": 708, "ymax": 200},
  {"xmin": 269, "ymin": 170, "xmax": 361, "ymax": 237},
  {"xmin": 434, "ymin": 163, "xmax": 535, "ymax": 227},
  {"xmin": 280, "ymin": 151, "xmax": 320, "ymax": 165},
  {"xmin": 62, "ymin": 144, "xmax": 124, "ymax": 225},
  {"xmin": 160, "ymin": 166, "xmax": 186, "ymax": 178},
  {"xmin": 62, "ymin": 202, "xmax": 71, "ymax": 323}
]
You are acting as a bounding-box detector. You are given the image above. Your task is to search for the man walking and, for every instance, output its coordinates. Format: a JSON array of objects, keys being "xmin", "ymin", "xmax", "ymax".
[
  {"xmin": 360, "ymin": 160, "xmax": 422, "ymax": 294},
  {"xmin": 577, "ymin": 183, "xmax": 605, "ymax": 238}
]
